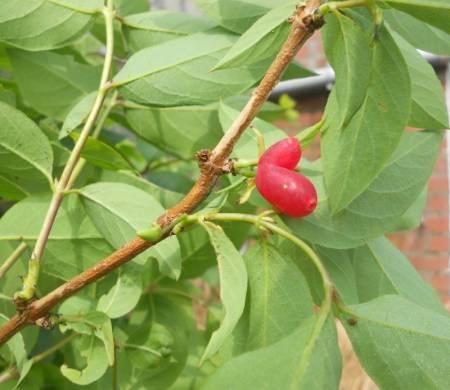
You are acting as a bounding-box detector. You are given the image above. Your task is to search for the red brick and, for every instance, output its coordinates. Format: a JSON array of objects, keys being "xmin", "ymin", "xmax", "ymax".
[
  {"xmin": 431, "ymin": 275, "xmax": 450, "ymax": 291},
  {"xmin": 428, "ymin": 176, "xmax": 449, "ymax": 192},
  {"xmin": 427, "ymin": 195, "xmax": 448, "ymax": 211},
  {"xmin": 434, "ymin": 157, "xmax": 448, "ymax": 175},
  {"xmin": 429, "ymin": 236, "xmax": 450, "ymax": 252},
  {"xmin": 424, "ymin": 217, "xmax": 449, "ymax": 233},
  {"xmin": 412, "ymin": 257, "xmax": 449, "ymax": 271}
]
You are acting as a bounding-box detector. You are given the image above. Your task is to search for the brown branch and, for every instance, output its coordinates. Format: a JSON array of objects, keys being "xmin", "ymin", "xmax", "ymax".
[{"xmin": 0, "ymin": 0, "xmax": 323, "ymax": 347}]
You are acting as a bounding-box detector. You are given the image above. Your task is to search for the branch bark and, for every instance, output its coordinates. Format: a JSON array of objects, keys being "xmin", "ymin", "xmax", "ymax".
[{"xmin": 0, "ymin": 0, "xmax": 323, "ymax": 346}]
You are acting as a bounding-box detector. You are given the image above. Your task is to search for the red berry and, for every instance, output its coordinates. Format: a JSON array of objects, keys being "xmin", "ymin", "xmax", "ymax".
[
  {"xmin": 255, "ymin": 138, "xmax": 317, "ymax": 217},
  {"xmin": 259, "ymin": 137, "xmax": 302, "ymax": 169}
]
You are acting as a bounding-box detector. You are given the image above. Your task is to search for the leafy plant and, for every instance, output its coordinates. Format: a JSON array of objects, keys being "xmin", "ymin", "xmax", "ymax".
[{"xmin": 0, "ymin": 0, "xmax": 449, "ymax": 388}]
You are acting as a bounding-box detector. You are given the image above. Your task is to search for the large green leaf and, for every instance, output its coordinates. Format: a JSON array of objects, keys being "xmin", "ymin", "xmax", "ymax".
[
  {"xmin": 341, "ymin": 295, "xmax": 450, "ymax": 389},
  {"xmin": 393, "ymin": 33, "xmax": 448, "ymax": 129},
  {"xmin": 383, "ymin": 0, "xmax": 450, "ymax": 34},
  {"xmin": 8, "ymin": 49, "xmax": 101, "ymax": 119},
  {"xmin": 288, "ymin": 131, "xmax": 442, "ymax": 248},
  {"xmin": 384, "ymin": 9, "xmax": 450, "ymax": 56},
  {"xmin": 123, "ymin": 10, "xmax": 215, "ymax": 52},
  {"xmin": 204, "ymin": 315, "xmax": 341, "ymax": 389},
  {"xmin": 0, "ymin": 0, "xmax": 100, "ymax": 51},
  {"xmin": 193, "ymin": 0, "xmax": 283, "ymax": 33},
  {"xmin": 243, "ymin": 239, "xmax": 314, "ymax": 350},
  {"xmin": 113, "ymin": 29, "xmax": 264, "ymax": 106},
  {"xmin": 322, "ymin": 12, "xmax": 372, "ymax": 128},
  {"xmin": 0, "ymin": 101, "xmax": 53, "ymax": 199},
  {"xmin": 80, "ymin": 182, "xmax": 181, "ymax": 279},
  {"xmin": 0, "ymin": 194, "xmax": 113, "ymax": 280},
  {"xmin": 126, "ymin": 103, "xmax": 223, "ymax": 159},
  {"xmin": 353, "ymin": 237, "xmax": 445, "ymax": 313},
  {"xmin": 201, "ymin": 222, "xmax": 248, "ymax": 363},
  {"xmin": 322, "ymin": 25, "xmax": 411, "ymax": 213},
  {"xmin": 213, "ymin": 2, "xmax": 295, "ymax": 70}
]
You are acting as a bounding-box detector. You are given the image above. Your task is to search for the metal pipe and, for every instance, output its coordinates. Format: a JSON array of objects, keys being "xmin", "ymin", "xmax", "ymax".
[{"xmin": 271, "ymin": 53, "xmax": 449, "ymax": 99}]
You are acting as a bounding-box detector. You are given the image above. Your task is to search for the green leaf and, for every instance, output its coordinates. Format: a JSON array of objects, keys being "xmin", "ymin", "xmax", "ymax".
[
  {"xmin": 353, "ymin": 237, "xmax": 444, "ymax": 313},
  {"xmin": 315, "ymin": 246, "xmax": 359, "ymax": 305},
  {"xmin": 113, "ymin": 29, "xmax": 264, "ymax": 106},
  {"xmin": 0, "ymin": 0, "xmax": 98, "ymax": 51},
  {"xmin": 384, "ymin": 9, "xmax": 450, "ymax": 56},
  {"xmin": 287, "ymin": 131, "xmax": 442, "ymax": 248},
  {"xmin": 340, "ymin": 295, "xmax": 450, "ymax": 390},
  {"xmin": 219, "ymin": 103, "xmax": 285, "ymax": 160},
  {"xmin": 322, "ymin": 25, "xmax": 411, "ymax": 213},
  {"xmin": 213, "ymin": 3, "xmax": 295, "ymax": 70},
  {"xmin": 126, "ymin": 103, "xmax": 223, "ymax": 159},
  {"xmin": 0, "ymin": 101, "xmax": 53, "ymax": 197},
  {"xmin": 80, "ymin": 182, "xmax": 181, "ymax": 279},
  {"xmin": 281, "ymin": 61, "xmax": 315, "ymax": 81},
  {"xmin": 322, "ymin": 12, "xmax": 372, "ymax": 128},
  {"xmin": 60, "ymin": 310, "xmax": 115, "ymax": 367},
  {"xmin": 392, "ymin": 33, "xmax": 449, "ymax": 129},
  {"xmin": 201, "ymin": 222, "xmax": 248, "ymax": 363},
  {"xmin": 0, "ymin": 194, "xmax": 114, "ymax": 280},
  {"xmin": 61, "ymin": 335, "xmax": 109, "ymax": 385},
  {"xmin": 204, "ymin": 315, "xmax": 341, "ymax": 389},
  {"xmin": 114, "ymin": 0, "xmax": 149, "ymax": 16},
  {"xmin": 60, "ymin": 92, "xmax": 96, "ymax": 139},
  {"xmin": 97, "ymin": 169, "xmax": 183, "ymax": 209},
  {"xmin": 383, "ymin": 0, "xmax": 450, "ymax": 34},
  {"xmin": 243, "ymin": 239, "xmax": 314, "ymax": 350},
  {"xmin": 73, "ymin": 135, "xmax": 133, "ymax": 171},
  {"xmin": 97, "ymin": 262, "xmax": 143, "ymax": 319},
  {"xmin": 8, "ymin": 49, "xmax": 101, "ymax": 119},
  {"xmin": 123, "ymin": 10, "xmax": 215, "ymax": 52},
  {"xmin": 193, "ymin": 0, "xmax": 282, "ymax": 34}
]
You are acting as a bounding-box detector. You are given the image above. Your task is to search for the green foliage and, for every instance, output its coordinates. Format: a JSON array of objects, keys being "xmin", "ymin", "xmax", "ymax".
[
  {"xmin": 340, "ymin": 295, "xmax": 450, "ymax": 389},
  {"xmin": 0, "ymin": 0, "xmax": 449, "ymax": 388}
]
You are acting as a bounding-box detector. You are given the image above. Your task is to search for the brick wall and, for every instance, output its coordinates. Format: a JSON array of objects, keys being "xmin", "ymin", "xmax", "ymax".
[{"xmin": 292, "ymin": 33, "xmax": 450, "ymax": 303}]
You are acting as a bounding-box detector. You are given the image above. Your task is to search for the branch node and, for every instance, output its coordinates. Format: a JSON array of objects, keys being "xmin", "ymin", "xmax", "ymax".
[{"xmin": 34, "ymin": 314, "xmax": 57, "ymax": 330}]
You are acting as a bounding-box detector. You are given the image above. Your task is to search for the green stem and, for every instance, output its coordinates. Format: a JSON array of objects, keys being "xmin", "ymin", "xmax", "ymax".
[
  {"xmin": 31, "ymin": 334, "xmax": 77, "ymax": 364},
  {"xmin": 123, "ymin": 343, "xmax": 162, "ymax": 357},
  {"xmin": 66, "ymin": 90, "xmax": 118, "ymax": 189},
  {"xmin": 14, "ymin": 0, "xmax": 116, "ymax": 302},
  {"xmin": 318, "ymin": 0, "xmax": 368, "ymax": 15},
  {"xmin": 0, "ymin": 242, "xmax": 27, "ymax": 280}
]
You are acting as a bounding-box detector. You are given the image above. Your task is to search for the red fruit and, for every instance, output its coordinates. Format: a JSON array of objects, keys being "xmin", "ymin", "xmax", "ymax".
[
  {"xmin": 255, "ymin": 138, "xmax": 317, "ymax": 217},
  {"xmin": 259, "ymin": 137, "xmax": 302, "ymax": 169}
]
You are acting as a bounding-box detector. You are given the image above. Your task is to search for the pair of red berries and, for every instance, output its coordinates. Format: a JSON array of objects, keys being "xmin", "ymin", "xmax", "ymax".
[{"xmin": 255, "ymin": 138, "xmax": 317, "ymax": 217}]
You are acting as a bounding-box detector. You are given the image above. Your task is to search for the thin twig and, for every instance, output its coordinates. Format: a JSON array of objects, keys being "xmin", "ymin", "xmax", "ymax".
[
  {"xmin": 14, "ymin": 0, "xmax": 116, "ymax": 302},
  {"xmin": 0, "ymin": 242, "xmax": 27, "ymax": 280},
  {"xmin": 0, "ymin": 0, "xmax": 323, "ymax": 346}
]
